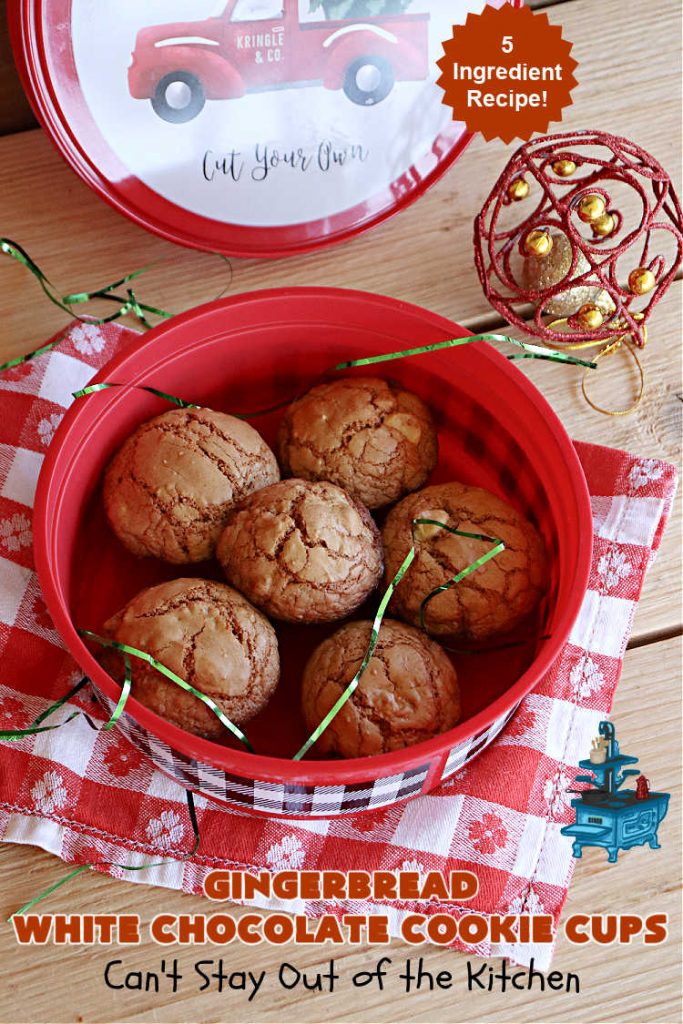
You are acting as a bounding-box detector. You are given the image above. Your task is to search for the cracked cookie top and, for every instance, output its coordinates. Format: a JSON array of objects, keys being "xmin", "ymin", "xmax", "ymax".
[
  {"xmin": 103, "ymin": 408, "xmax": 280, "ymax": 564},
  {"xmin": 276, "ymin": 377, "xmax": 438, "ymax": 509},
  {"xmin": 382, "ymin": 482, "xmax": 548, "ymax": 641},
  {"xmin": 301, "ymin": 619, "xmax": 460, "ymax": 758},
  {"xmin": 217, "ymin": 478, "xmax": 383, "ymax": 624},
  {"xmin": 103, "ymin": 578, "xmax": 279, "ymax": 739}
]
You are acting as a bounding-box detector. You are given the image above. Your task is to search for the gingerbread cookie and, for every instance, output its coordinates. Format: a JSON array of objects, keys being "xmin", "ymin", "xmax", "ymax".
[
  {"xmin": 277, "ymin": 377, "xmax": 438, "ymax": 509},
  {"xmin": 382, "ymin": 482, "xmax": 547, "ymax": 640},
  {"xmin": 102, "ymin": 578, "xmax": 279, "ymax": 739},
  {"xmin": 217, "ymin": 479, "xmax": 383, "ymax": 623},
  {"xmin": 301, "ymin": 619, "xmax": 460, "ymax": 757},
  {"xmin": 103, "ymin": 408, "xmax": 280, "ymax": 564}
]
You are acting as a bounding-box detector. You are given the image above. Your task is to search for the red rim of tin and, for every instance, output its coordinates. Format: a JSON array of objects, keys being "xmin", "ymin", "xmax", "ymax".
[
  {"xmin": 33, "ymin": 287, "xmax": 593, "ymax": 786},
  {"xmin": 9, "ymin": 0, "xmax": 520, "ymax": 259}
]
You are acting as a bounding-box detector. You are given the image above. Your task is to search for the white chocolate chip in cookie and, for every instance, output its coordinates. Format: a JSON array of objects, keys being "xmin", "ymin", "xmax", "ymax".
[
  {"xmin": 414, "ymin": 508, "xmax": 450, "ymax": 542},
  {"xmin": 386, "ymin": 413, "xmax": 422, "ymax": 444}
]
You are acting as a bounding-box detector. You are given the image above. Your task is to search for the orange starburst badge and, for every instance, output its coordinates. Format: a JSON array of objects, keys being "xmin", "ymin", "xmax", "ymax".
[{"xmin": 436, "ymin": 4, "xmax": 577, "ymax": 144}]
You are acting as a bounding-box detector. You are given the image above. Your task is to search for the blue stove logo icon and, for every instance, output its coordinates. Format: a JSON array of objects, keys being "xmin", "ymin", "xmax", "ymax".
[{"xmin": 561, "ymin": 721, "xmax": 670, "ymax": 863}]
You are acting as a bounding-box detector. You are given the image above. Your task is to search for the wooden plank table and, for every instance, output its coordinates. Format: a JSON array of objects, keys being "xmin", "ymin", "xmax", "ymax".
[{"xmin": 0, "ymin": 0, "xmax": 680, "ymax": 1020}]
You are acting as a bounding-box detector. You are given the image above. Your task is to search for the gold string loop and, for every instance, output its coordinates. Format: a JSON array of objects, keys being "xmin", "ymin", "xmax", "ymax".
[{"xmin": 545, "ymin": 318, "xmax": 646, "ymax": 416}]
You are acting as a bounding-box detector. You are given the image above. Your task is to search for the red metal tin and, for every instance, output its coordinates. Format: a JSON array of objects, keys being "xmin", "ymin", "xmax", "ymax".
[{"xmin": 33, "ymin": 289, "xmax": 592, "ymax": 816}]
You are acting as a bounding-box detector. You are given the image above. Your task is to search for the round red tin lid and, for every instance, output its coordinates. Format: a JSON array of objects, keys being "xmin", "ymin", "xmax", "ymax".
[{"xmin": 11, "ymin": 0, "xmax": 513, "ymax": 258}]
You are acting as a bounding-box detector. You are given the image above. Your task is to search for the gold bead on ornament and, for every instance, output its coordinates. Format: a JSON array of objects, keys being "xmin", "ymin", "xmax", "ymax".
[
  {"xmin": 507, "ymin": 177, "xmax": 530, "ymax": 202},
  {"xmin": 553, "ymin": 159, "xmax": 576, "ymax": 177},
  {"xmin": 628, "ymin": 267, "xmax": 656, "ymax": 295},
  {"xmin": 576, "ymin": 303, "xmax": 605, "ymax": 330},
  {"xmin": 524, "ymin": 229, "xmax": 553, "ymax": 257},
  {"xmin": 592, "ymin": 212, "xmax": 616, "ymax": 237},
  {"xmin": 577, "ymin": 194, "xmax": 606, "ymax": 223}
]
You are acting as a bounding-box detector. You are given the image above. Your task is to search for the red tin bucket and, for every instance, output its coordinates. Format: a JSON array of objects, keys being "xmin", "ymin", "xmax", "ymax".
[{"xmin": 34, "ymin": 288, "xmax": 592, "ymax": 818}]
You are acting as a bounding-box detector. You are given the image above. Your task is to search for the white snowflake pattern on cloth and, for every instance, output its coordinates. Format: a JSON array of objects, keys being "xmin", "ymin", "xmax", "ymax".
[
  {"xmin": 31, "ymin": 770, "xmax": 68, "ymax": 814},
  {"xmin": 399, "ymin": 858, "xmax": 426, "ymax": 882},
  {"xmin": 628, "ymin": 459, "xmax": 663, "ymax": 491},
  {"xmin": 543, "ymin": 768, "xmax": 573, "ymax": 820},
  {"xmin": 442, "ymin": 764, "xmax": 471, "ymax": 788},
  {"xmin": 36, "ymin": 412, "xmax": 64, "ymax": 447},
  {"xmin": 569, "ymin": 654, "xmax": 606, "ymax": 700},
  {"xmin": 597, "ymin": 548, "xmax": 632, "ymax": 591},
  {"xmin": 497, "ymin": 886, "xmax": 548, "ymax": 960},
  {"xmin": 70, "ymin": 324, "xmax": 107, "ymax": 356},
  {"xmin": 146, "ymin": 809, "xmax": 185, "ymax": 850},
  {"xmin": 266, "ymin": 834, "xmax": 305, "ymax": 870},
  {"xmin": 508, "ymin": 884, "xmax": 545, "ymax": 915},
  {"xmin": 0, "ymin": 512, "xmax": 32, "ymax": 552}
]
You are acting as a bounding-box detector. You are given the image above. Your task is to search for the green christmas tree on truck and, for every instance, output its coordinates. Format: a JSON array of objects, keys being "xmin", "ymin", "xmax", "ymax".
[{"xmin": 310, "ymin": 0, "xmax": 413, "ymax": 18}]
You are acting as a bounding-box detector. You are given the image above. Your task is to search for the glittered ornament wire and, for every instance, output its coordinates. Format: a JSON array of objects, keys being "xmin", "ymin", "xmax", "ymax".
[
  {"xmin": 474, "ymin": 130, "xmax": 683, "ymax": 353},
  {"xmin": 293, "ymin": 519, "xmax": 504, "ymax": 762},
  {"xmin": 78, "ymin": 631, "xmax": 254, "ymax": 753},
  {"xmin": 9, "ymin": 788, "xmax": 199, "ymax": 920},
  {"xmin": 581, "ymin": 338, "xmax": 645, "ymax": 417}
]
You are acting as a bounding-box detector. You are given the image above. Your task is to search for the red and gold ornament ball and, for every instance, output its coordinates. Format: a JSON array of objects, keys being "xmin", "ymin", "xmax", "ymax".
[{"xmin": 474, "ymin": 130, "xmax": 683, "ymax": 348}]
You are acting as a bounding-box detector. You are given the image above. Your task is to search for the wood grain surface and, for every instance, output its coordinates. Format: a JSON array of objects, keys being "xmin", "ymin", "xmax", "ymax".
[{"xmin": 0, "ymin": 0, "xmax": 681, "ymax": 1021}]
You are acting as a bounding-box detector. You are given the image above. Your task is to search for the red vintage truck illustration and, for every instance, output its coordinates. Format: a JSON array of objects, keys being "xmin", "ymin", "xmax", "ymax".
[{"xmin": 128, "ymin": 0, "xmax": 430, "ymax": 123}]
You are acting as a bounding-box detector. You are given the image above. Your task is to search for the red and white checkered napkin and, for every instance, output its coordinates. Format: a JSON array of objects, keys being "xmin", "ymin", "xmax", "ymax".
[{"xmin": 0, "ymin": 322, "xmax": 677, "ymax": 968}]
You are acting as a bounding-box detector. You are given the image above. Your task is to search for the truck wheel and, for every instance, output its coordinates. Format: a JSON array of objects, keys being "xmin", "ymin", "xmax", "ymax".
[
  {"xmin": 151, "ymin": 72, "xmax": 205, "ymax": 124},
  {"xmin": 343, "ymin": 56, "xmax": 394, "ymax": 106}
]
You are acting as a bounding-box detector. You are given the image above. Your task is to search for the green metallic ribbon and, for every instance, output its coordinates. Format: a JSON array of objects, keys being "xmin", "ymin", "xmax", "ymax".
[
  {"xmin": 79, "ymin": 631, "xmax": 253, "ymax": 753},
  {"xmin": 416, "ymin": 522, "xmax": 505, "ymax": 632},
  {"xmin": 0, "ymin": 259, "xmax": 565, "ymax": 904},
  {"xmin": 72, "ymin": 382, "xmax": 200, "ymax": 409},
  {"xmin": 0, "ymin": 658, "xmax": 132, "ymax": 742},
  {"xmin": 0, "ymin": 300, "xmax": 590, "ymax": 758},
  {"xmin": 2, "ymin": 627, "xmax": 252, "ymax": 754},
  {"xmin": 334, "ymin": 333, "xmax": 597, "ymax": 371},
  {"xmin": 69, "ymin": 330, "xmax": 596, "ymax": 413},
  {"xmin": 0, "ymin": 332, "xmax": 72, "ymax": 375},
  {"xmin": 9, "ymin": 788, "xmax": 199, "ymax": 919},
  {"xmin": 72, "ymin": 382, "xmax": 305, "ymax": 420},
  {"xmin": 0, "ymin": 238, "xmax": 173, "ymax": 374},
  {"xmin": 0, "ymin": 677, "xmax": 90, "ymax": 740},
  {"xmin": 2, "ymin": 655, "xmax": 202, "ymax": 920},
  {"xmin": 293, "ymin": 518, "xmax": 505, "ymax": 761}
]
